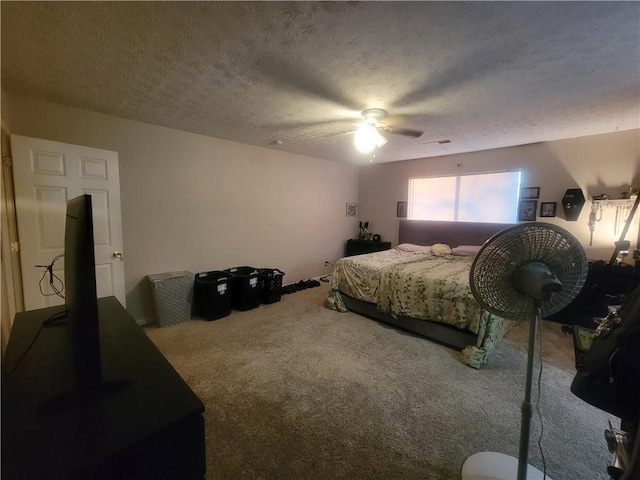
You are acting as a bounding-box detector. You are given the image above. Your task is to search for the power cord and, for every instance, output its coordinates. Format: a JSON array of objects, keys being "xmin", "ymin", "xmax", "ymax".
[
  {"xmin": 36, "ymin": 254, "xmax": 65, "ymax": 299},
  {"xmin": 4, "ymin": 254, "xmax": 68, "ymax": 380}
]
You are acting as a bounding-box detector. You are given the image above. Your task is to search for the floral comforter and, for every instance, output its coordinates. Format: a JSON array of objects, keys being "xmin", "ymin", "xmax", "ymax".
[
  {"xmin": 326, "ymin": 248, "xmax": 513, "ymax": 368},
  {"xmin": 326, "ymin": 247, "xmax": 432, "ymax": 307}
]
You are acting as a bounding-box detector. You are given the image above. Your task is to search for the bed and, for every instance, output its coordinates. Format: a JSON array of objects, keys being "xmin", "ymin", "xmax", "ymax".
[{"xmin": 326, "ymin": 219, "xmax": 516, "ymax": 368}]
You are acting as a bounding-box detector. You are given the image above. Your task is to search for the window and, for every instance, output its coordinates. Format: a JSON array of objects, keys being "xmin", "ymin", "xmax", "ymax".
[{"xmin": 408, "ymin": 171, "xmax": 521, "ymax": 223}]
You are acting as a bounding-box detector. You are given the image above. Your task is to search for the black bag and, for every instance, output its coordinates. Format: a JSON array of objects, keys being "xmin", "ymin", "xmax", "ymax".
[{"xmin": 571, "ymin": 284, "xmax": 640, "ymax": 423}]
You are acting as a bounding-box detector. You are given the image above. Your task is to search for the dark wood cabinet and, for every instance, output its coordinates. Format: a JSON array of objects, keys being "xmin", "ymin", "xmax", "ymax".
[
  {"xmin": 346, "ymin": 239, "xmax": 392, "ymax": 256},
  {"xmin": 2, "ymin": 297, "xmax": 205, "ymax": 480}
]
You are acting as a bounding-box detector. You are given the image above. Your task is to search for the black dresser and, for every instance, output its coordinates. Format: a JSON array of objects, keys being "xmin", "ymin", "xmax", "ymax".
[{"xmin": 2, "ymin": 297, "xmax": 206, "ymax": 480}]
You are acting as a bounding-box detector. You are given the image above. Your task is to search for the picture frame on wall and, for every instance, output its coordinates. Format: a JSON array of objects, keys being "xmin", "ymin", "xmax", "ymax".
[
  {"xmin": 518, "ymin": 200, "xmax": 538, "ymax": 221},
  {"xmin": 521, "ymin": 187, "xmax": 540, "ymax": 199},
  {"xmin": 346, "ymin": 202, "xmax": 358, "ymax": 217},
  {"xmin": 396, "ymin": 201, "xmax": 407, "ymax": 218},
  {"xmin": 540, "ymin": 201, "xmax": 557, "ymax": 218}
]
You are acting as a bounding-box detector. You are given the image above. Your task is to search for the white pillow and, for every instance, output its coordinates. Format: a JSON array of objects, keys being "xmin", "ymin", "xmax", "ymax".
[
  {"xmin": 451, "ymin": 245, "xmax": 483, "ymax": 256},
  {"xmin": 431, "ymin": 243, "xmax": 452, "ymax": 256},
  {"xmin": 396, "ymin": 243, "xmax": 432, "ymax": 253}
]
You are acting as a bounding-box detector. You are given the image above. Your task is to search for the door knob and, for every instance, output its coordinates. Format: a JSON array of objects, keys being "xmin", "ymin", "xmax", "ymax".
[{"xmin": 113, "ymin": 251, "xmax": 124, "ymax": 259}]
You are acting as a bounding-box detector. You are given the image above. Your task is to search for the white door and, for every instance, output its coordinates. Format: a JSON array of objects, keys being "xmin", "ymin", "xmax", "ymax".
[{"xmin": 12, "ymin": 135, "xmax": 126, "ymax": 310}]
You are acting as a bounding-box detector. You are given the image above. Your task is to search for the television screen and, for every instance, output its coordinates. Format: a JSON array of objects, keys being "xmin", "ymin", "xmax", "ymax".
[{"xmin": 64, "ymin": 194, "xmax": 101, "ymax": 387}]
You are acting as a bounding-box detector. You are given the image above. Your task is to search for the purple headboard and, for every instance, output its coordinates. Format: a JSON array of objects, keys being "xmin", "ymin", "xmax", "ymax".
[{"xmin": 398, "ymin": 220, "xmax": 513, "ymax": 247}]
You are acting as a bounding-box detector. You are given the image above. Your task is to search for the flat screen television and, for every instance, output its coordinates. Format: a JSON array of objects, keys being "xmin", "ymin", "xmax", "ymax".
[
  {"xmin": 41, "ymin": 194, "xmax": 127, "ymax": 411},
  {"xmin": 64, "ymin": 194, "xmax": 102, "ymax": 387}
]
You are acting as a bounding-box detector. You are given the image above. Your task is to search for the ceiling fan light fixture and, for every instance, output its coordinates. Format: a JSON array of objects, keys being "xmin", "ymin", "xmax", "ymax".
[{"xmin": 354, "ymin": 124, "xmax": 382, "ymax": 153}]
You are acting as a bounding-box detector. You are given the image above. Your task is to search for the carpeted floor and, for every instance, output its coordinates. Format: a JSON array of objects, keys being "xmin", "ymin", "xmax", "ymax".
[{"xmin": 145, "ymin": 283, "xmax": 616, "ymax": 479}]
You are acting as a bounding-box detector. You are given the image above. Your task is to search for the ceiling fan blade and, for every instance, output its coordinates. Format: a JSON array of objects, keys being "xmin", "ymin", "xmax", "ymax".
[
  {"xmin": 272, "ymin": 118, "xmax": 352, "ymax": 130},
  {"xmin": 390, "ymin": 127, "xmax": 423, "ymax": 138},
  {"xmin": 326, "ymin": 129, "xmax": 357, "ymax": 138},
  {"xmin": 254, "ymin": 55, "xmax": 361, "ymax": 111}
]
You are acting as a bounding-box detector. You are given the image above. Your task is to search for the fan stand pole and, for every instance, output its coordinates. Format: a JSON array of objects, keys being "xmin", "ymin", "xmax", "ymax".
[
  {"xmin": 461, "ymin": 305, "xmax": 552, "ymax": 480},
  {"xmin": 517, "ymin": 305, "xmax": 540, "ymax": 480}
]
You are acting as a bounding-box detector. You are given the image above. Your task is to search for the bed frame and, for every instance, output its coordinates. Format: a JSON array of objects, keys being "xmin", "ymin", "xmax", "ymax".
[{"xmin": 341, "ymin": 219, "xmax": 514, "ymax": 350}]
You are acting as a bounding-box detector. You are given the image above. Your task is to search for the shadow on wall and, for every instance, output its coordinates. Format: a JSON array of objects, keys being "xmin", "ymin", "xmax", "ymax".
[
  {"xmin": 587, "ymin": 161, "xmax": 640, "ymax": 202},
  {"xmin": 127, "ymin": 280, "xmax": 155, "ymax": 325},
  {"xmin": 518, "ymin": 144, "xmax": 580, "ymax": 224}
]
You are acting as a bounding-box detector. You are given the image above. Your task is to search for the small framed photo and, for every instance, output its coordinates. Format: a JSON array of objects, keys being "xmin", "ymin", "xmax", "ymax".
[
  {"xmin": 540, "ymin": 201, "xmax": 557, "ymax": 218},
  {"xmin": 521, "ymin": 187, "xmax": 540, "ymax": 199},
  {"xmin": 396, "ymin": 201, "xmax": 407, "ymax": 218},
  {"xmin": 518, "ymin": 200, "xmax": 538, "ymax": 221},
  {"xmin": 346, "ymin": 202, "xmax": 358, "ymax": 217}
]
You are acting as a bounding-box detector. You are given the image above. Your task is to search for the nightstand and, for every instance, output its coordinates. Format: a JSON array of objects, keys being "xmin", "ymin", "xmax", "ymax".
[{"xmin": 345, "ymin": 239, "xmax": 392, "ymax": 256}]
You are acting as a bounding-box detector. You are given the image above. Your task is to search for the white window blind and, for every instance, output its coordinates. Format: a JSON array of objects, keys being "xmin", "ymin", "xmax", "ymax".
[{"xmin": 408, "ymin": 171, "xmax": 521, "ymax": 223}]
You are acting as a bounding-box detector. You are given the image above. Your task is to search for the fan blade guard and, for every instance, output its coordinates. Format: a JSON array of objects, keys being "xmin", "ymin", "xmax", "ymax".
[{"xmin": 470, "ymin": 222, "xmax": 588, "ymax": 321}]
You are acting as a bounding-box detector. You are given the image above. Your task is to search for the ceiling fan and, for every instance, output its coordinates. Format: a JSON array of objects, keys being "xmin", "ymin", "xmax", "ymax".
[{"xmin": 352, "ymin": 108, "xmax": 423, "ymax": 154}]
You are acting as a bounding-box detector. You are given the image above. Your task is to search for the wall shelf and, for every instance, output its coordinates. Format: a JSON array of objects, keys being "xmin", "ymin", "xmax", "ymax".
[{"xmin": 591, "ymin": 195, "xmax": 637, "ymax": 209}]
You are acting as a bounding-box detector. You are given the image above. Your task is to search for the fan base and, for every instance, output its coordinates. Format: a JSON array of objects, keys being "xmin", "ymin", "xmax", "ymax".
[{"xmin": 461, "ymin": 452, "xmax": 553, "ymax": 480}]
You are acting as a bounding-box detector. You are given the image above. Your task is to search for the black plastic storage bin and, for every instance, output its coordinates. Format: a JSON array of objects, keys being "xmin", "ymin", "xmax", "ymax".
[
  {"xmin": 194, "ymin": 271, "xmax": 232, "ymax": 320},
  {"xmin": 225, "ymin": 266, "xmax": 261, "ymax": 311},
  {"xmin": 259, "ymin": 268, "xmax": 285, "ymax": 304}
]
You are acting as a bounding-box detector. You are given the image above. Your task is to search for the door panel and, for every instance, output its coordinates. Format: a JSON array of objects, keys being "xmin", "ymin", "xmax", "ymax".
[{"xmin": 34, "ymin": 186, "xmax": 67, "ymax": 249}]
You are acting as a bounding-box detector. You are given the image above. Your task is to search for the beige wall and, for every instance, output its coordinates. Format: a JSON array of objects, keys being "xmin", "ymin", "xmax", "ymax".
[
  {"xmin": 3, "ymin": 92, "xmax": 359, "ymax": 322},
  {"xmin": 358, "ymin": 129, "xmax": 640, "ymax": 262}
]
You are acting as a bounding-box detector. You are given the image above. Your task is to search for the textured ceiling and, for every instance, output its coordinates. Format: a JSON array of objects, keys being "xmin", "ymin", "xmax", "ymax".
[{"xmin": 2, "ymin": 1, "xmax": 639, "ymax": 164}]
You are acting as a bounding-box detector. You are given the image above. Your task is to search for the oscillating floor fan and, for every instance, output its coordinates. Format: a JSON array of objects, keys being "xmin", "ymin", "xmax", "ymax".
[{"xmin": 461, "ymin": 222, "xmax": 588, "ymax": 480}]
